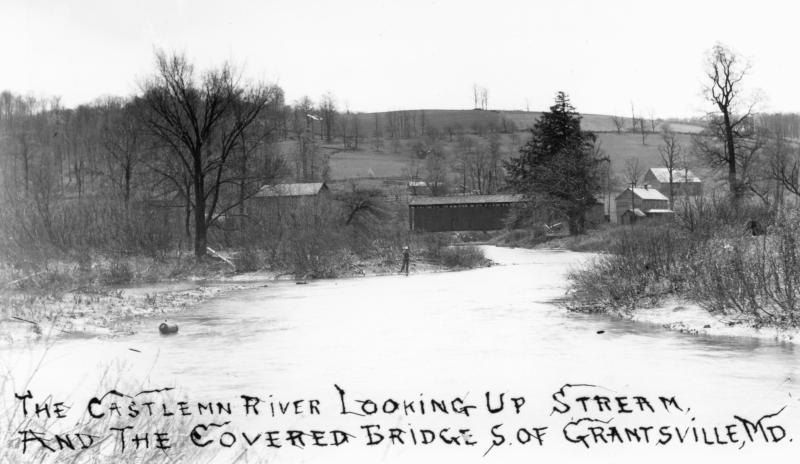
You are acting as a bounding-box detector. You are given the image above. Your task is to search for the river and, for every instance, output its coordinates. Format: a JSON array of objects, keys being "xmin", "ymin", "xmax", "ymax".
[{"xmin": 2, "ymin": 246, "xmax": 799, "ymax": 463}]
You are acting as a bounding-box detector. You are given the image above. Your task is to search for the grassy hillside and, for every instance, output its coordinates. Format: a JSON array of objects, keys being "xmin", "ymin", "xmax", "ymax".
[
  {"xmin": 323, "ymin": 131, "xmax": 712, "ymax": 184},
  {"xmin": 275, "ymin": 108, "xmax": 717, "ymax": 196},
  {"xmin": 347, "ymin": 109, "xmax": 704, "ymax": 137}
]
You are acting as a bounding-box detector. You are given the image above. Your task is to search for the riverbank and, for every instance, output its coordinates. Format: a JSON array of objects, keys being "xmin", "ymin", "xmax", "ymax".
[
  {"xmin": 524, "ymin": 212, "xmax": 800, "ymax": 344},
  {"xmin": 0, "ymin": 251, "xmax": 489, "ymax": 346},
  {"xmin": 0, "ymin": 279, "xmax": 265, "ymax": 346},
  {"xmin": 571, "ymin": 298, "xmax": 800, "ymax": 345}
]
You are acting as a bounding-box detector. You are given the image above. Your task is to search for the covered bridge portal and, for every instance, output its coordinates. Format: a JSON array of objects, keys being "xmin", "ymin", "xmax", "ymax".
[{"xmin": 409, "ymin": 194, "xmax": 525, "ymax": 232}]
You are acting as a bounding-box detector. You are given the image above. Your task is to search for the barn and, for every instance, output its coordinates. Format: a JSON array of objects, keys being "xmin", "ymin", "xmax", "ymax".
[
  {"xmin": 643, "ymin": 168, "xmax": 702, "ymax": 197},
  {"xmin": 615, "ymin": 187, "xmax": 671, "ymax": 224},
  {"xmin": 250, "ymin": 182, "xmax": 331, "ymax": 218},
  {"xmin": 408, "ymin": 194, "xmax": 525, "ymax": 232}
]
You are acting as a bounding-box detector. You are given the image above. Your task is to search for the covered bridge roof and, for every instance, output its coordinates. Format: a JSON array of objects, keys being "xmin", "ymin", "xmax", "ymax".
[{"xmin": 409, "ymin": 194, "xmax": 526, "ymax": 206}]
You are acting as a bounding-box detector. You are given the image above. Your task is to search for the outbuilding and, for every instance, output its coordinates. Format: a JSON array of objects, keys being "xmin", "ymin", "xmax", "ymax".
[
  {"xmin": 615, "ymin": 187, "xmax": 671, "ymax": 224},
  {"xmin": 643, "ymin": 168, "xmax": 702, "ymax": 198}
]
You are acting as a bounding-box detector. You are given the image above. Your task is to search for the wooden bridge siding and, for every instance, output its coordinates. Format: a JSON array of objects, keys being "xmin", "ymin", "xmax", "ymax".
[{"xmin": 409, "ymin": 203, "xmax": 512, "ymax": 232}]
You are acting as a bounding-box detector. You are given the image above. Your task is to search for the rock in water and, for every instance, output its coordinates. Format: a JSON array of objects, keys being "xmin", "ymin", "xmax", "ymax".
[{"xmin": 159, "ymin": 322, "xmax": 179, "ymax": 335}]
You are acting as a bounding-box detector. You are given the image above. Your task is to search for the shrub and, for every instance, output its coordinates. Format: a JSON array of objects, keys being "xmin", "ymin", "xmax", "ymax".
[
  {"xmin": 688, "ymin": 212, "xmax": 800, "ymax": 324},
  {"xmin": 416, "ymin": 233, "xmax": 452, "ymax": 261},
  {"xmin": 233, "ymin": 248, "xmax": 262, "ymax": 273},
  {"xmin": 568, "ymin": 222, "xmax": 695, "ymax": 310},
  {"xmin": 567, "ymin": 198, "xmax": 800, "ymax": 326},
  {"xmin": 438, "ymin": 245, "xmax": 487, "ymax": 269},
  {"xmin": 102, "ymin": 260, "xmax": 134, "ymax": 285}
]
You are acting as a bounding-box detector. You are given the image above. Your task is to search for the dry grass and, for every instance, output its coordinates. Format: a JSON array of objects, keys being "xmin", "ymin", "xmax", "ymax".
[
  {"xmin": 567, "ymin": 203, "xmax": 800, "ymax": 328},
  {"xmin": 0, "ymin": 358, "xmax": 222, "ymax": 463}
]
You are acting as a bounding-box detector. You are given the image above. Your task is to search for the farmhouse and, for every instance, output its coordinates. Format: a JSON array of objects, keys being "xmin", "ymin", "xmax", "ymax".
[
  {"xmin": 643, "ymin": 168, "xmax": 702, "ymax": 197},
  {"xmin": 408, "ymin": 194, "xmax": 525, "ymax": 232},
  {"xmin": 615, "ymin": 187, "xmax": 671, "ymax": 224}
]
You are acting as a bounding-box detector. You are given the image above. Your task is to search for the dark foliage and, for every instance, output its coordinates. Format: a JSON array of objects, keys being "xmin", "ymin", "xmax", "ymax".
[{"xmin": 505, "ymin": 92, "xmax": 605, "ymax": 234}]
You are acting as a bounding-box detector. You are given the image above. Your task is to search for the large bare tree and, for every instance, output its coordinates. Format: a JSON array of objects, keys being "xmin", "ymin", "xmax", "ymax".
[
  {"xmin": 140, "ymin": 51, "xmax": 281, "ymax": 258},
  {"xmin": 699, "ymin": 43, "xmax": 758, "ymax": 202}
]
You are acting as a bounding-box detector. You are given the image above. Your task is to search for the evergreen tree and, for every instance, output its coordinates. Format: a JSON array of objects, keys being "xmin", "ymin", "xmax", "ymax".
[{"xmin": 505, "ymin": 92, "xmax": 605, "ymax": 235}]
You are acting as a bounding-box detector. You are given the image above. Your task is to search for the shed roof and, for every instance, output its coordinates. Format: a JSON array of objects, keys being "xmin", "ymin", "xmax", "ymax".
[
  {"xmin": 647, "ymin": 167, "xmax": 701, "ymax": 183},
  {"xmin": 256, "ymin": 182, "xmax": 327, "ymax": 198},
  {"xmin": 409, "ymin": 194, "xmax": 525, "ymax": 206},
  {"xmin": 615, "ymin": 187, "xmax": 669, "ymax": 201},
  {"xmin": 645, "ymin": 208, "xmax": 675, "ymax": 214}
]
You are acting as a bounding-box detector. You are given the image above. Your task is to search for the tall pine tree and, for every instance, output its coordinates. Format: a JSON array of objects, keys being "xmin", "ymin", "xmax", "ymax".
[{"xmin": 505, "ymin": 92, "xmax": 605, "ymax": 235}]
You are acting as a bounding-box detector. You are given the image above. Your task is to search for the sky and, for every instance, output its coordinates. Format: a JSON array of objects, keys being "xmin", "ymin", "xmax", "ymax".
[{"xmin": 2, "ymin": 0, "xmax": 798, "ymax": 118}]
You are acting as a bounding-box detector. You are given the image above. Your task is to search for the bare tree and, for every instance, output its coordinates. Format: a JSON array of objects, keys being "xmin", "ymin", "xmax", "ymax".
[
  {"xmin": 336, "ymin": 182, "xmax": 390, "ymax": 228},
  {"xmin": 319, "ymin": 93, "xmax": 336, "ymax": 143},
  {"xmin": 658, "ymin": 125, "xmax": 682, "ymax": 208},
  {"xmin": 623, "ymin": 157, "xmax": 643, "ymax": 188},
  {"xmin": 140, "ymin": 50, "xmax": 282, "ymax": 258},
  {"xmin": 648, "ymin": 109, "xmax": 658, "ymax": 132},
  {"xmin": 768, "ymin": 133, "xmax": 800, "ymax": 200},
  {"xmin": 699, "ymin": 43, "xmax": 758, "ymax": 202},
  {"xmin": 372, "ymin": 113, "xmax": 383, "ymax": 151},
  {"xmin": 453, "ymin": 134, "xmax": 477, "ymax": 193},
  {"xmin": 352, "ymin": 113, "xmax": 360, "ymax": 150},
  {"xmin": 99, "ymin": 98, "xmax": 146, "ymax": 205},
  {"xmin": 639, "ymin": 117, "xmax": 647, "ymax": 145},
  {"xmin": 610, "ymin": 115, "xmax": 625, "ymax": 134},
  {"xmin": 425, "ymin": 151, "xmax": 449, "ymax": 196}
]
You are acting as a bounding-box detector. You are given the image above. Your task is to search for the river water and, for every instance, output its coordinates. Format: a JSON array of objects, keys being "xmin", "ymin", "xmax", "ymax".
[{"xmin": 2, "ymin": 246, "xmax": 799, "ymax": 463}]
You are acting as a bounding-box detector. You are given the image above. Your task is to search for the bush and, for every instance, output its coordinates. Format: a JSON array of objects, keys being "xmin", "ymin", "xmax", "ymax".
[
  {"xmin": 102, "ymin": 260, "xmax": 134, "ymax": 285},
  {"xmin": 568, "ymin": 223, "xmax": 687, "ymax": 310},
  {"xmin": 233, "ymin": 248, "xmax": 263, "ymax": 273},
  {"xmin": 688, "ymin": 212, "xmax": 800, "ymax": 324},
  {"xmin": 438, "ymin": 246, "xmax": 487, "ymax": 269},
  {"xmin": 568, "ymin": 199, "xmax": 800, "ymax": 326},
  {"xmin": 416, "ymin": 233, "xmax": 452, "ymax": 261}
]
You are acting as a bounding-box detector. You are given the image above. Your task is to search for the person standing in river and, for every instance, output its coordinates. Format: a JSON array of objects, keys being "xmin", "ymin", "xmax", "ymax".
[{"xmin": 399, "ymin": 246, "xmax": 410, "ymax": 276}]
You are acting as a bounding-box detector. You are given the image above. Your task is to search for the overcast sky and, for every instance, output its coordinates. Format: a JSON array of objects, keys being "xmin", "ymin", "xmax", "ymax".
[{"xmin": 2, "ymin": 0, "xmax": 797, "ymax": 117}]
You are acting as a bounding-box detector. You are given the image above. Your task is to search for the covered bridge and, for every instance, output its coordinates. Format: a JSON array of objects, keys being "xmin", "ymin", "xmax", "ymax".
[{"xmin": 408, "ymin": 194, "xmax": 525, "ymax": 232}]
